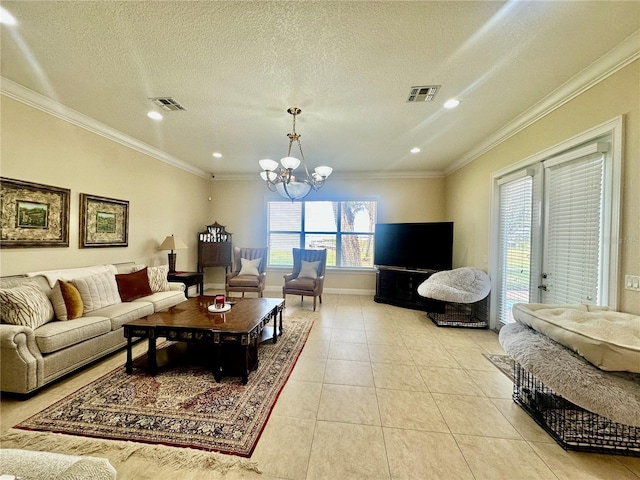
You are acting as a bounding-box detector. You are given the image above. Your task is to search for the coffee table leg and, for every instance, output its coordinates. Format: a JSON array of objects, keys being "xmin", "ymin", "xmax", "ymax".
[
  {"xmin": 242, "ymin": 345, "xmax": 249, "ymax": 384},
  {"xmin": 125, "ymin": 335, "xmax": 133, "ymax": 374},
  {"xmin": 148, "ymin": 334, "xmax": 157, "ymax": 376},
  {"xmin": 214, "ymin": 345, "xmax": 222, "ymax": 382},
  {"xmin": 279, "ymin": 307, "xmax": 283, "ymax": 336}
]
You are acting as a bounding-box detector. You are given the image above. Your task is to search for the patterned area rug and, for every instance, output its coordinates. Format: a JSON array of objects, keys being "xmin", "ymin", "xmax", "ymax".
[
  {"xmin": 15, "ymin": 317, "xmax": 312, "ymax": 457},
  {"xmin": 483, "ymin": 353, "xmax": 515, "ymax": 382}
]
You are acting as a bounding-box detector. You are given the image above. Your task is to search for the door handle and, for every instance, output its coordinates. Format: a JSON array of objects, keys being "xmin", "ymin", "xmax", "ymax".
[{"xmin": 538, "ymin": 284, "xmax": 548, "ymax": 291}]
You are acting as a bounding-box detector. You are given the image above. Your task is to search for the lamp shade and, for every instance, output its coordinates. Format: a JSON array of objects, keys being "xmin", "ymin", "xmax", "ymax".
[
  {"xmin": 259, "ymin": 158, "xmax": 279, "ymax": 172},
  {"xmin": 159, "ymin": 235, "xmax": 188, "ymax": 251},
  {"xmin": 280, "ymin": 156, "xmax": 301, "ymax": 170}
]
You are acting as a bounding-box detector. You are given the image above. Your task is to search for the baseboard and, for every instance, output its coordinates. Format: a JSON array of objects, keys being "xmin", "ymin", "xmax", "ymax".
[{"xmin": 200, "ymin": 283, "xmax": 375, "ymax": 297}]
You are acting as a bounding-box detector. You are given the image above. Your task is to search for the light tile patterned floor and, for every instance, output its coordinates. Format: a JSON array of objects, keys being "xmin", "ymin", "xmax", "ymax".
[{"xmin": 2, "ymin": 293, "xmax": 639, "ymax": 479}]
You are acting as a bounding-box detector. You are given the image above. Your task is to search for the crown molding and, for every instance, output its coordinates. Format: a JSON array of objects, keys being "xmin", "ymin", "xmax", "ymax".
[
  {"xmin": 0, "ymin": 77, "xmax": 211, "ymax": 180},
  {"xmin": 444, "ymin": 30, "xmax": 640, "ymax": 176}
]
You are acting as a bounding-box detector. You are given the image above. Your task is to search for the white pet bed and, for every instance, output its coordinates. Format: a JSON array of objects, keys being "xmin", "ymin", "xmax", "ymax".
[
  {"xmin": 512, "ymin": 303, "xmax": 640, "ymax": 374},
  {"xmin": 417, "ymin": 267, "xmax": 490, "ymax": 303},
  {"xmin": 417, "ymin": 267, "xmax": 491, "ymax": 328}
]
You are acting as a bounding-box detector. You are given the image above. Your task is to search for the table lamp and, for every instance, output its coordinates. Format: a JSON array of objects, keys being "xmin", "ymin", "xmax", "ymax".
[{"xmin": 159, "ymin": 235, "xmax": 188, "ymax": 273}]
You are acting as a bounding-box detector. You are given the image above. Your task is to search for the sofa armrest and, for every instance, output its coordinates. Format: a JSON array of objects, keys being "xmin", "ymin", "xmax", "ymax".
[
  {"xmin": 1, "ymin": 324, "xmax": 44, "ymax": 394},
  {"xmin": 167, "ymin": 281, "xmax": 185, "ymax": 292}
]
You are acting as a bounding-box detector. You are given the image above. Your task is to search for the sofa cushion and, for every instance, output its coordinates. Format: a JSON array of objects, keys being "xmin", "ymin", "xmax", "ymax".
[
  {"xmin": 73, "ymin": 271, "xmax": 121, "ymax": 313},
  {"xmin": 133, "ymin": 290, "xmax": 186, "ymax": 312},
  {"xmin": 50, "ymin": 280, "xmax": 84, "ymax": 320},
  {"xmin": 35, "ymin": 316, "xmax": 111, "ymax": 353},
  {"xmin": 115, "ymin": 267, "xmax": 153, "ymax": 301},
  {"xmin": 26, "ymin": 264, "xmax": 118, "ymax": 288},
  {"xmin": 89, "ymin": 301, "xmax": 155, "ymax": 331},
  {"xmin": 0, "ymin": 282, "xmax": 55, "ymax": 328}
]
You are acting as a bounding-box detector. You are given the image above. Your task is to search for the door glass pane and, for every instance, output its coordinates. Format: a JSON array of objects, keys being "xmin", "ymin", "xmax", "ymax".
[{"xmin": 498, "ymin": 176, "xmax": 533, "ymax": 324}]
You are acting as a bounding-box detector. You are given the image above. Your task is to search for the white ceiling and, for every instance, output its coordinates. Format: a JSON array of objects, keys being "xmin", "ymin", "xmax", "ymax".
[{"xmin": 1, "ymin": 1, "xmax": 639, "ymax": 179}]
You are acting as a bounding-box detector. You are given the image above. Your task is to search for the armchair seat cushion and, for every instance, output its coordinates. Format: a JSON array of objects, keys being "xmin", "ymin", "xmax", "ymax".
[
  {"xmin": 228, "ymin": 275, "xmax": 261, "ymax": 288},
  {"xmin": 285, "ymin": 277, "xmax": 317, "ymax": 291}
]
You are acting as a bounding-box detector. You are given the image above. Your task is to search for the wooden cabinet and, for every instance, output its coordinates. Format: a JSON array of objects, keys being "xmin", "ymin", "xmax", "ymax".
[
  {"xmin": 197, "ymin": 222, "xmax": 233, "ymax": 274},
  {"xmin": 374, "ymin": 267, "xmax": 440, "ymax": 311}
]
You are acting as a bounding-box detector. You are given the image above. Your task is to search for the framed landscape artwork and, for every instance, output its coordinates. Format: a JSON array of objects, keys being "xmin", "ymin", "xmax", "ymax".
[
  {"xmin": 0, "ymin": 177, "xmax": 70, "ymax": 248},
  {"xmin": 80, "ymin": 193, "xmax": 129, "ymax": 248}
]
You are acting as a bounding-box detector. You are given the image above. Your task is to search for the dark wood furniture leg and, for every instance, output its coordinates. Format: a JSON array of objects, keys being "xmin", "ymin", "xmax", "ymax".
[
  {"xmin": 148, "ymin": 332, "xmax": 157, "ymax": 376},
  {"xmin": 126, "ymin": 336, "xmax": 133, "ymax": 374}
]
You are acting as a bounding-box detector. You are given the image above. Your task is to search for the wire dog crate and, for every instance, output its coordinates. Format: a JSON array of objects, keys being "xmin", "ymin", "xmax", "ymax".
[
  {"xmin": 513, "ymin": 361, "xmax": 640, "ymax": 456},
  {"xmin": 426, "ymin": 295, "xmax": 489, "ymax": 328}
]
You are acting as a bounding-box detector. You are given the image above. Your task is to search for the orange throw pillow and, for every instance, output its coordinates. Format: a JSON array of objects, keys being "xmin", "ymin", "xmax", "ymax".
[{"xmin": 50, "ymin": 280, "xmax": 84, "ymax": 320}]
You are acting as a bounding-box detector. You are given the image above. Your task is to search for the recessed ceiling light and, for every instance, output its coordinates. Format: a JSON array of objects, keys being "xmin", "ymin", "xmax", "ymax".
[
  {"xmin": 147, "ymin": 111, "xmax": 163, "ymax": 120},
  {"xmin": 444, "ymin": 99, "xmax": 460, "ymax": 109},
  {"xmin": 0, "ymin": 7, "xmax": 17, "ymax": 25},
  {"xmin": 212, "ymin": 152, "xmax": 223, "ymax": 158},
  {"xmin": 410, "ymin": 147, "xmax": 421, "ymax": 154}
]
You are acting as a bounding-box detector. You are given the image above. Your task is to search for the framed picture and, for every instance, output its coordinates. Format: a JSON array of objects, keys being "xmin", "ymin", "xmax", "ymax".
[
  {"xmin": 0, "ymin": 177, "xmax": 70, "ymax": 248},
  {"xmin": 80, "ymin": 193, "xmax": 129, "ymax": 248}
]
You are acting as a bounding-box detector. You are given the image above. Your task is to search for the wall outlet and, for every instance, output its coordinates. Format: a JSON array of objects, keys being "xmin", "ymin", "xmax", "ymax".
[{"xmin": 624, "ymin": 275, "xmax": 640, "ymax": 291}]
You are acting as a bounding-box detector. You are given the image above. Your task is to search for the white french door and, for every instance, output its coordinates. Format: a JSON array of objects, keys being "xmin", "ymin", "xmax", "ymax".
[{"xmin": 492, "ymin": 126, "xmax": 620, "ymax": 327}]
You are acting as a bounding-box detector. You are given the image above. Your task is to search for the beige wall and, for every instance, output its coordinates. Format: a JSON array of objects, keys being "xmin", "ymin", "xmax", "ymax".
[
  {"xmin": 209, "ymin": 176, "xmax": 447, "ymax": 293},
  {"xmin": 0, "ymin": 96, "xmax": 212, "ymax": 275},
  {"xmin": 445, "ymin": 60, "xmax": 640, "ymax": 314}
]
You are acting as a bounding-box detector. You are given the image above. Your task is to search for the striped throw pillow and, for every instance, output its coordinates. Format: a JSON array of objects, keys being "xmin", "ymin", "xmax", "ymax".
[
  {"xmin": 0, "ymin": 283, "xmax": 55, "ymax": 328},
  {"xmin": 147, "ymin": 265, "xmax": 169, "ymax": 292}
]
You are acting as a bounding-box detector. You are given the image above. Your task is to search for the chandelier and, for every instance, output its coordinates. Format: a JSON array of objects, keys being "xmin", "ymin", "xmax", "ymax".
[{"xmin": 259, "ymin": 107, "xmax": 332, "ymax": 201}]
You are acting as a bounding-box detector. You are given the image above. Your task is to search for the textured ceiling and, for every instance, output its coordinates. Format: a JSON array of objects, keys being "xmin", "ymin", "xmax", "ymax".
[{"xmin": 1, "ymin": 1, "xmax": 639, "ymax": 179}]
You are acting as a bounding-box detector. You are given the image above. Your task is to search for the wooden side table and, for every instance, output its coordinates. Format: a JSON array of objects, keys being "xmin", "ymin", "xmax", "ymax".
[{"xmin": 167, "ymin": 271, "xmax": 204, "ymax": 298}]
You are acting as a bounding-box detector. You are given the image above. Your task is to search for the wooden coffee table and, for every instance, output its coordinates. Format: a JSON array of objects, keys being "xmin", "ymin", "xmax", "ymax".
[{"xmin": 123, "ymin": 296, "xmax": 284, "ymax": 384}]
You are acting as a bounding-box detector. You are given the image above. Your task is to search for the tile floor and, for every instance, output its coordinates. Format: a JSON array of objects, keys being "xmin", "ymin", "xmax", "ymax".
[{"xmin": 2, "ymin": 293, "xmax": 639, "ymax": 479}]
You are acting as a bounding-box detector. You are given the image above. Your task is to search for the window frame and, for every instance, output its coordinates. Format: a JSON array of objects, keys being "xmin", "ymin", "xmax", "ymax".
[
  {"xmin": 489, "ymin": 116, "xmax": 622, "ymax": 330},
  {"xmin": 266, "ymin": 198, "xmax": 378, "ymax": 269}
]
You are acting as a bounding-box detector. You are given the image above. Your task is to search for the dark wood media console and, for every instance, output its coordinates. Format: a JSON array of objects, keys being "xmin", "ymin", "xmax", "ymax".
[{"xmin": 374, "ymin": 267, "xmax": 443, "ymax": 311}]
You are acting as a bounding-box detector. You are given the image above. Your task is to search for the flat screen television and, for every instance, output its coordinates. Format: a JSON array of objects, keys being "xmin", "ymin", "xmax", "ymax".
[{"xmin": 374, "ymin": 222, "xmax": 453, "ymax": 271}]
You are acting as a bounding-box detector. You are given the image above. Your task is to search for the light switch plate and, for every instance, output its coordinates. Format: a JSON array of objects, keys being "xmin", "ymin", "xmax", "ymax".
[{"xmin": 624, "ymin": 275, "xmax": 640, "ymax": 291}]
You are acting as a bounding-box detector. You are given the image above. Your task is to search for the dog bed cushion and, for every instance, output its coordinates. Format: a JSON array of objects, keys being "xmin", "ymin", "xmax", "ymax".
[
  {"xmin": 512, "ymin": 303, "xmax": 640, "ymax": 373},
  {"xmin": 417, "ymin": 267, "xmax": 490, "ymax": 303}
]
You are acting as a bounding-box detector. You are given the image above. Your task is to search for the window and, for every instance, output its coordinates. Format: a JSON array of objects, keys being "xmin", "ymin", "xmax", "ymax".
[{"xmin": 267, "ymin": 200, "xmax": 377, "ymax": 268}]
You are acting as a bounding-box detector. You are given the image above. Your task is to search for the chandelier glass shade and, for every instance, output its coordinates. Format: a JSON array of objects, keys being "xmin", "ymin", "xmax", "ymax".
[{"xmin": 259, "ymin": 107, "xmax": 332, "ymax": 201}]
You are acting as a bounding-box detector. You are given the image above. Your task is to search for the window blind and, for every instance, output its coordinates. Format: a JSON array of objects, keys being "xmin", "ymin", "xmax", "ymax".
[
  {"xmin": 497, "ymin": 174, "xmax": 533, "ymax": 324},
  {"xmin": 542, "ymin": 152, "xmax": 604, "ymax": 304}
]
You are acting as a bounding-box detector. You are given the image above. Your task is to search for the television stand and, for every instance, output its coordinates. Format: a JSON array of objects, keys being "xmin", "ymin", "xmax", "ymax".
[{"xmin": 374, "ymin": 267, "xmax": 440, "ymax": 311}]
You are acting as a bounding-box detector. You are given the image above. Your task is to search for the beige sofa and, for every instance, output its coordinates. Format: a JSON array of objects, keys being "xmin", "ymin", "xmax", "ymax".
[{"xmin": 0, "ymin": 263, "xmax": 186, "ymax": 395}]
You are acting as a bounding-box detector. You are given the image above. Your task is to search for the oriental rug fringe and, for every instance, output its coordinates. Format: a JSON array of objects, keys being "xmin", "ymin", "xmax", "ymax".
[{"xmin": 14, "ymin": 317, "xmax": 313, "ymax": 458}]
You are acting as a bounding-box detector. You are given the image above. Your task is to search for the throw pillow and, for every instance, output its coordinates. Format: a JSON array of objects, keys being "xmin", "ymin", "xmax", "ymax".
[
  {"xmin": 0, "ymin": 283, "xmax": 55, "ymax": 328},
  {"xmin": 72, "ymin": 271, "xmax": 122, "ymax": 313},
  {"xmin": 298, "ymin": 260, "xmax": 320, "ymax": 279},
  {"xmin": 238, "ymin": 257, "xmax": 261, "ymax": 276},
  {"xmin": 50, "ymin": 280, "xmax": 84, "ymax": 320},
  {"xmin": 147, "ymin": 264, "xmax": 169, "ymax": 292},
  {"xmin": 115, "ymin": 267, "xmax": 153, "ymax": 302}
]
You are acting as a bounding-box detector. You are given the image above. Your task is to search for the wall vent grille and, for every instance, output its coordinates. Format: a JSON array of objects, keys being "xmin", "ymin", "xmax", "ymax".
[
  {"xmin": 149, "ymin": 97, "xmax": 186, "ymax": 111},
  {"xmin": 407, "ymin": 85, "xmax": 440, "ymax": 103}
]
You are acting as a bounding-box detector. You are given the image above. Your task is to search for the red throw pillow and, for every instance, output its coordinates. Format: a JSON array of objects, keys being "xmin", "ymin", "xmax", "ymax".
[{"xmin": 115, "ymin": 267, "xmax": 153, "ymax": 302}]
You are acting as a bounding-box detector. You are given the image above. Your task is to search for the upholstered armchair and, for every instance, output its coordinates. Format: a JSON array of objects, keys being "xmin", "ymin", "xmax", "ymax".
[
  {"xmin": 282, "ymin": 248, "xmax": 327, "ymax": 311},
  {"xmin": 225, "ymin": 247, "xmax": 268, "ymax": 298}
]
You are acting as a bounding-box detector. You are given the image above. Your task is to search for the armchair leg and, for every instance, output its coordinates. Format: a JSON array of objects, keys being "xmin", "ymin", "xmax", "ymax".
[{"xmin": 313, "ymin": 296, "xmax": 317, "ymax": 311}]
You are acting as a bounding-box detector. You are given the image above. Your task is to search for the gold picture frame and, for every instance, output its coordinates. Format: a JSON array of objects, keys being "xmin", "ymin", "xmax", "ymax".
[
  {"xmin": 80, "ymin": 193, "xmax": 129, "ymax": 248},
  {"xmin": 0, "ymin": 177, "xmax": 70, "ymax": 248}
]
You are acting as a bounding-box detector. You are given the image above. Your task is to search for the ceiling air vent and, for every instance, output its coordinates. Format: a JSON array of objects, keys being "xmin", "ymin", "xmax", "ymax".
[
  {"xmin": 407, "ymin": 85, "xmax": 440, "ymax": 103},
  {"xmin": 149, "ymin": 97, "xmax": 186, "ymax": 111}
]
